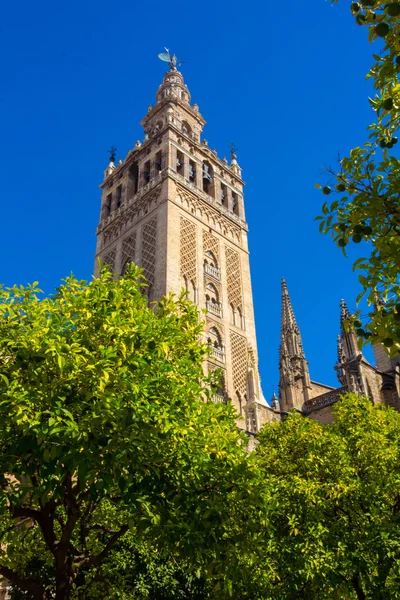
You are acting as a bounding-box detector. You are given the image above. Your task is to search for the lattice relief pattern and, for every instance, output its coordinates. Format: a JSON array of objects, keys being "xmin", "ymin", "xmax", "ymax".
[
  {"xmin": 121, "ymin": 233, "xmax": 136, "ymax": 274},
  {"xmin": 225, "ymin": 247, "xmax": 243, "ymax": 310},
  {"xmin": 203, "ymin": 230, "xmax": 220, "ymax": 263},
  {"xmin": 230, "ymin": 331, "xmax": 248, "ymax": 395},
  {"xmin": 142, "ymin": 217, "xmax": 157, "ymax": 287},
  {"xmin": 180, "ymin": 217, "xmax": 197, "ymax": 282},
  {"xmin": 102, "ymin": 249, "xmax": 116, "ymax": 272}
]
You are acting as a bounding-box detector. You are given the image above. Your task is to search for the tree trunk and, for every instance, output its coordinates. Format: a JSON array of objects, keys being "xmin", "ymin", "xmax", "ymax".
[
  {"xmin": 55, "ymin": 556, "xmax": 73, "ymax": 600},
  {"xmin": 352, "ymin": 573, "xmax": 367, "ymax": 600}
]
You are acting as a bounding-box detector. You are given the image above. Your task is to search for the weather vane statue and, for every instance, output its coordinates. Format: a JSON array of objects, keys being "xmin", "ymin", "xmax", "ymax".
[{"xmin": 158, "ymin": 48, "xmax": 186, "ymax": 70}]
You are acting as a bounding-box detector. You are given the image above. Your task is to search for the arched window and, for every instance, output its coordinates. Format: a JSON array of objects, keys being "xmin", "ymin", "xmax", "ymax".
[
  {"xmin": 153, "ymin": 120, "xmax": 163, "ymax": 135},
  {"xmin": 230, "ymin": 303, "xmax": 236, "ymax": 325},
  {"xmin": 182, "ymin": 120, "xmax": 192, "ymax": 137},
  {"xmin": 128, "ymin": 161, "xmax": 139, "ymax": 197},
  {"xmin": 232, "ymin": 192, "xmax": 240, "ymax": 216},
  {"xmin": 176, "ymin": 150, "xmax": 184, "ymax": 176},
  {"xmin": 205, "ymin": 251, "xmax": 217, "ymax": 268},
  {"xmin": 102, "ymin": 193, "xmax": 112, "ymax": 219},
  {"xmin": 202, "ymin": 161, "xmax": 214, "ymax": 197},
  {"xmin": 207, "ymin": 327, "xmax": 224, "ymax": 362},
  {"xmin": 206, "ymin": 283, "xmax": 219, "ymax": 303}
]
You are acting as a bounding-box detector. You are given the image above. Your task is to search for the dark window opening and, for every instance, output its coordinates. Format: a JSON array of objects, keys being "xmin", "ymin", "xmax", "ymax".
[
  {"xmin": 232, "ymin": 192, "xmax": 239, "ymax": 216},
  {"xmin": 221, "ymin": 183, "xmax": 227, "ymax": 205},
  {"xmin": 116, "ymin": 185, "xmax": 122, "ymax": 209},
  {"xmin": 128, "ymin": 162, "xmax": 139, "ymax": 197},
  {"xmin": 155, "ymin": 150, "xmax": 162, "ymax": 172},
  {"xmin": 182, "ymin": 121, "xmax": 192, "ymax": 137},
  {"xmin": 103, "ymin": 193, "xmax": 112, "ymax": 219},
  {"xmin": 202, "ymin": 162, "xmax": 214, "ymax": 197},
  {"xmin": 144, "ymin": 160, "xmax": 151, "ymax": 184},
  {"xmin": 189, "ymin": 160, "xmax": 196, "ymax": 183},
  {"xmin": 176, "ymin": 150, "xmax": 184, "ymax": 175}
]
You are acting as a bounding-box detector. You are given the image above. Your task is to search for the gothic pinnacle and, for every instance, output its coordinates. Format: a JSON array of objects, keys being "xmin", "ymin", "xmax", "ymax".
[
  {"xmin": 340, "ymin": 298, "xmax": 351, "ymax": 326},
  {"xmin": 281, "ymin": 278, "xmax": 299, "ymax": 332}
]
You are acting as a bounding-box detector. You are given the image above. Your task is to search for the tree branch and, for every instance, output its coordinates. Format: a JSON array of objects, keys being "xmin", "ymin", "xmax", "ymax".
[
  {"xmin": 77, "ymin": 524, "xmax": 128, "ymax": 568},
  {"xmin": 0, "ymin": 564, "xmax": 47, "ymax": 600}
]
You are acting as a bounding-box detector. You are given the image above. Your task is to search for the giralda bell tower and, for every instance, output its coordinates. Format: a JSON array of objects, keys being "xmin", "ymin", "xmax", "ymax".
[{"xmin": 94, "ymin": 53, "xmax": 269, "ymax": 432}]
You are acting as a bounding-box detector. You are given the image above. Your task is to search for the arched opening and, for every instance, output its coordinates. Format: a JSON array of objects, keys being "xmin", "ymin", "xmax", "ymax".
[
  {"xmin": 232, "ymin": 192, "xmax": 240, "ymax": 216},
  {"xmin": 176, "ymin": 150, "xmax": 184, "ymax": 176},
  {"xmin": 182, "ymin": 120, "xmax": 192, "ymax": 137},
  {"xmin": 155, "ymin": 150, "xmax": 162, "ymax": 173},
  {"xmin": 220, "ymin": 183, "xmax": 227, "ymax": 206},
  {"xmin": 204, "ymin": 251, "xmax": 220, "ymax": 280},
  {"xmin": 207, "ymin": 326, "xmax": 224, "ymax": 362},
  {"xmin": 205, "ymin": 251, "xmax": 217, "ymax": 269},
  {"xmin": 115, "ymin": 185, "xmax": 122, "ymax": 210},
  {"xmin": 128, "ymin": 162, "xmax": 139, "ymax": 198},
  {"xmin": 230, "ymin": 303, "xmax": 236, "ymax": 325},
  {"xmin": 153, "ymin": 120, "xmax": 163, "ymax": 136},
  {"xmin": 202, "ymin": 161, "xmax": 214, "ymax": 197},
  {"xmin": 143, "ymin": 160, "xmax": 151, "ymax": 185},
  {"xmin": 102, "ymin": 193, "xmax": 112, "ymax": 219},
  {"xmin": 237, "ymin": 307, "xmax": 245, "ymax": 329},
  {"xmin": 205, "ymin": 283, "xmax": 219, "ymax": 304},
  {"xmin": 189, "ymin": 159, "xmax": 197, "ymax": 183}
]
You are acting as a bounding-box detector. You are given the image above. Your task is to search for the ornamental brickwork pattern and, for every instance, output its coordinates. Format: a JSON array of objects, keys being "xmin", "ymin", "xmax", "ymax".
[
  {"xmin": 225, "ymin": 247, "xmax": 243, "ymax": 311},
  {"xmin": 203, "ymin": 230, "xmax": 220, "ymax": 263},
  {"xmin": 230, "ymin": 330, "xmax": 248, "ymax": 395},
  {"xmin": 180, "ymin": 217, "xmax": 197, "ymax": 282},
  {"xmin": 141, "ymin": 217, "xmax": 157, "ymax": 286},
  {"xmin": 103, "ymin": 248, "xmax": 117, "ymax": 272},
  {"xmin": 121, "ymin": 233, "xmax": 136, "ymax": 274}
]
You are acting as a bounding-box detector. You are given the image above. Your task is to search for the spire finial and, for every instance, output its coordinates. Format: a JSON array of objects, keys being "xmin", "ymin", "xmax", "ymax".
[
  {"xmin": 229, "ymin": 142, "xmax": 238, "ymax": 161},
  {"xmin": 108, "ymin": 145, "xmax": 117, "ymax": 164},
  {"xmin": 158, "ymin": 48, "xmax": 186, "ymax": 71}
]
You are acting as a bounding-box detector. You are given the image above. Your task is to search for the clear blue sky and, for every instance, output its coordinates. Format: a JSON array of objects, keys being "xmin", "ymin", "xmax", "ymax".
[{"xmin": 0, "ymin": 0, "xmax": 379, "ymax": 398}]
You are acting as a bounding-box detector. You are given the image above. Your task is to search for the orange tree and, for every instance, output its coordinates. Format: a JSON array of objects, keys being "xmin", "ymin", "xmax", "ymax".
[
  {"xmin": 254, "ymin": 394, "xmax": 400, "ymax": 599},
  {"xmin": 316, "ymin": 1, "xmax": 400, "ymax": 355},
  {"xmin": 0, "ymin": 266, "xmax": 254, "ymax": 600}
]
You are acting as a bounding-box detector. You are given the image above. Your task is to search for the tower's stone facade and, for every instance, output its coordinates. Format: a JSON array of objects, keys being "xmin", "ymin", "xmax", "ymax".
[
  {"xmin": 94, "ymin": 62, "xmax": 400, "ymax": 432},
  {"xmin": 94, "ymin": 63, "xmax": 267, "ymax": 431}
]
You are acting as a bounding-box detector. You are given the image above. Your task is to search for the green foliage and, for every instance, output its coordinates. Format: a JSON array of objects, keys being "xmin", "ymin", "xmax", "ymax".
[
  {"xmin": 0, "ymin": 265, "xmax": 250, "ymax": 599},
  {"xmin": 317, "ymin": 1, "xmax": 400, "ymax": 355},
  {"xmin": 255, "ymin": 394, "xmax": 400, "ymax": 599}
]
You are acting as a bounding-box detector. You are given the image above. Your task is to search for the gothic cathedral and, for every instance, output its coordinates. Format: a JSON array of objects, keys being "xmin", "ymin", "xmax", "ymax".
[{"xmin": 94, "ymin": 60, "xmax": 400, "ymax": 431}]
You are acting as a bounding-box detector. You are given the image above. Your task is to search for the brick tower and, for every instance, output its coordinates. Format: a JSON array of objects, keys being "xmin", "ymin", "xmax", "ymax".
[{"xmin": 94, "ymin": 56, "xmax": 266, "ymax": 430}]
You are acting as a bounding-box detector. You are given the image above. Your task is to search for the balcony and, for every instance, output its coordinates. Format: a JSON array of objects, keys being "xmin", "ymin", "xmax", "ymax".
[
  {"xmin": 206, "ymin": 301, "xmax": 222, "ymax": 318},
  {"xmin": 211, "ymin": 394, "xmax": 227, "ymax": 404},
  {"xmin": 204, "ymin": 264, "xmax": 221, "ymax": 280},
  {"xmin": 208, "ymin": 346, "xmax": 225, "ymax": 363}
]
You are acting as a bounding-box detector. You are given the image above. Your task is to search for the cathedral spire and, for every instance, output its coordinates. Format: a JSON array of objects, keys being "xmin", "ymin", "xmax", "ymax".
[
  {"xmin": 280, "ymin": 278, "xmax": 305, "ymax": 359},
  {"xmin": 279, "ymin": 278, "xmax": 311, "ymax": 411}
]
